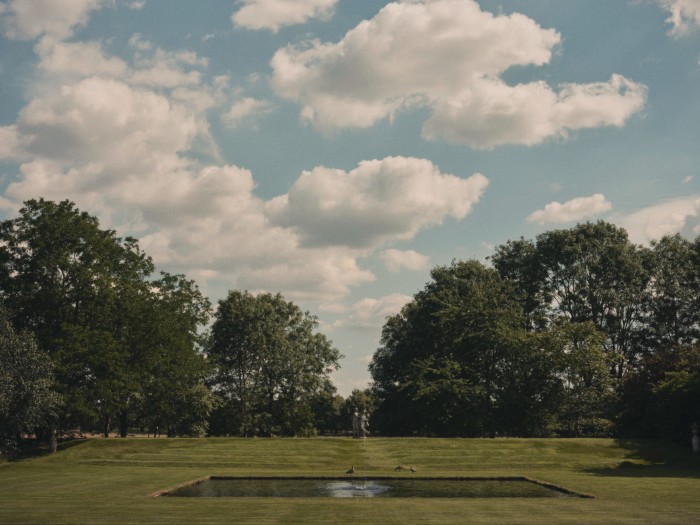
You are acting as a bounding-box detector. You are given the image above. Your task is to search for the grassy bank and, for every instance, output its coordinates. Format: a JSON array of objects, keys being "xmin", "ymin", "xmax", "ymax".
[{"xmin": 1, "ymin": 437, "xmax": 699, "ymax": 524}]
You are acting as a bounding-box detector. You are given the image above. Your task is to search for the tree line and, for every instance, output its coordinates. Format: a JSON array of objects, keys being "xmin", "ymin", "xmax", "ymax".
[
  {"xmin": 0, "ymin": 199, "xmax": 345, "ymax": 456},
  {"xmin": 370, "ymin": 222, "xmax": 700, "ymax": 439},
  {"xmin": 2, "ymin": 200, "xmax": 699, "ymax": 456}
]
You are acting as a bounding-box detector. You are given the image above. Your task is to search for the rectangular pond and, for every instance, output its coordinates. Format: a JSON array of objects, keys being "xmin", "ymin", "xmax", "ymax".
[{"xmin": 160, "ymin": 477, "xmax": 583, "ymax": 499}]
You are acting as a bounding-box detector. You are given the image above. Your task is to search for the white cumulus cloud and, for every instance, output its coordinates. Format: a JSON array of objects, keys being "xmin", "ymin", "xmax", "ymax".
[
  {"xmin": 232, "ymin": 0, "xmax": 337, "ymax": 32},
  {"xmin": 659, "ymin": 0, "xmax": 700, "ymax": 36},
  {"xmin": 0, "ymin": 0, "xmax": 103, "ymax": 40},
  {"xmin": 265, "ymin": 156, "xmax": 489, "ymax": 248},
  {"xmin": 222, "ymin": 97, "xmax": 273, "ymax": 127},
  {"xmin": 331, "ymin": 294, "xmax": 412, "ymax": 331},
  {"xmin": 0, "ymin": 0, "xmax": 490, "ymax": 306},
  {"xmin": 380, "ymin": 249, "xmax": 429, "ymax": 273},
  {"xmin": 618, "ymin": 196, "xmax": 700, "ymax": 243},
  {"xmin": 270, "ymin": 0, "xmax": 646, "ymax": 148},
  {"xmin": 527, "ymin": 193, "xmax": 612, "ymax": 225}
]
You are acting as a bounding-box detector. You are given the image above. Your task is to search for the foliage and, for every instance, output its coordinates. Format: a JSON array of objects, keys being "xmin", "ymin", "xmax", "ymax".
[
  {"xmin": 492, "ymin": 221, "xmax": 650, "ymax": 376},
  {"xmin": 0, "ymin": 199, "xmax": 212, "ymax": 438},
  {"xmin": 620, "ymin": 344, "xmax": 700, "ymax": 439},
  {"xmin": 0, "ymin": 306, "xmax": 60, "ymax": 457},
  {"xmin": 370, "ymin": 260, "xmax": 579, "ymax": 436},
  {"xmin": 207, "ymin": 290, "xmax": 342, "ymax": 437},
  {"xmin": 546, "ymin": 322, "xmax": 618, "ymax": 436},
  {"xmin": 371, "ymin": 234, "xmax": 648, "ymax": 437},
  {"xmin": 642, "ymin": 235, "xmax": 700, "ymax": 351}
]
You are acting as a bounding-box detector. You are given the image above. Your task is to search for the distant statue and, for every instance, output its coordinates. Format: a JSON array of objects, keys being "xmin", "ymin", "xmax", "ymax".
[
  {"xmin": 359, "ymin": 411, "xmax": 369, "ymax": 438},
  {"xmin": 352, "ymin": 411, "xmax": 360, "ymax": 438},
  {"xmin": 692, "ymin": 422, "xmax": 699, "ymax": 453}
]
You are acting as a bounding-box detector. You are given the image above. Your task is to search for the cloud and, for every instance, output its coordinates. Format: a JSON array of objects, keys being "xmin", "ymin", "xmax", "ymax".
[
  {"xmin": 0, "ymin": 1, "xmax": 488, "ymax": 306},
  {"xmin": 222, "ymin": 97, "xmax": 273, "ymax": 127},
  {"xmin": 232, "ymin": 0, "xmax": 337, "ymax": 32},
  {"xmin": 659, "ymin": 0, "xmax": 700, "ymax": 36},
  {"xmin": 2, "ymin": 55, "xmax": 467, "ymax": 305},
  {"xmin": 12, "ymin": 76, "xmax": 201, "ymax": 175},
  {"xmin": 265, "ymin": 157, "xmax": 489, "ymax": 248},
  {"xmin": 0, "ymin": 0, "xmax": 103, "ymax": 40},
  {"xmin": 380, "ymin": 249, "xmax": 429, "ymax": 273},
  {"xmin": 618, "ymin": 196, "xmax": 700, "ymax": 243},
  {"xmin": 331, "ymin": 294, "xmax": 412, "ymax": 331},
  {"xmin": 424, "ymin": 75, "xmax": 646, "ymax": 149},
  {"xmin": 0, "ymin": 125, "xmax": 22, "ymax": 159},
  {"xmin": 527, "ymin": 193, "xmax": 613, "ymax": 225},
  {"xmin": 270, "ymin": 0, "xmax": 646, "ymax": 148}
]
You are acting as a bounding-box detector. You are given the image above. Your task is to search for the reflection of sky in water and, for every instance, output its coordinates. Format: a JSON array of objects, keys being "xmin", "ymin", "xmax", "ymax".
[{"xmin": 324, "ymin": 480, "xmax": 392, "ymax": 498}]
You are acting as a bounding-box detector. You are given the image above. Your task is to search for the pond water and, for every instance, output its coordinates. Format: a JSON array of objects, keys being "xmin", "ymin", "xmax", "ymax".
[{"xmin": 162, "ymin": 477, "xmax": 574, "ymax": 498}]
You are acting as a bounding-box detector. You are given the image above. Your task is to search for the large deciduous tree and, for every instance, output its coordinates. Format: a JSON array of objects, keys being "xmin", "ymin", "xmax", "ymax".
[
  {"xmin": 0, "ymin": 199, "xmax": 212, "ymax": 438},
  {"xmin": 642, "ymin": 234, "xmax": 700, "ymax": 351},
  {"xmin": 370, "ymin": 260, "xmax": 562, "ymax": 437},
  {"xmin": 207, "ymin": 290, "xmax": 341, "ymax": 437},
  {"xmin": 0, "ymin": 306, "xmax": 60, "ymax": 456},
  {"xmin": 492, "ymin": 222, "xmax": 649, "ymax": 376},
  {"xmin": 370, "ymin": 260, "xmax": 619, "ymax": 437}
]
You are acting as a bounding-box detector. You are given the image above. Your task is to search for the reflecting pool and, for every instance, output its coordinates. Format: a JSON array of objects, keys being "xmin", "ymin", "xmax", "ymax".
[{"xmin": 162, "ymin": 477, "xmax": 578, "ymax": 498}]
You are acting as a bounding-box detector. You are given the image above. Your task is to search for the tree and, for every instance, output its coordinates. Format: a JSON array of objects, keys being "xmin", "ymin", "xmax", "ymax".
[
  {"xmin": 370, "ymin": 259, "xmax": 625, "ymax": 437},
  {"xmin": 490, "ymin": 238, "xmax": 550, "ymax": 331},
  {"xmin": 547, "ymin": 322, "xmax": 618, "ymax": 436},
  {"xmin": 0, "ymin": 306, "xmax": 60, "ymax": 457},
  {"xmin": 620, "ymin": 344, "xmax": 700, "ymax": 439},
  {"xmin": 208, "ymin": 291, "xmax": 342, "ymax": 437},
  {"xmin": 642, "ymin": 235, "xmax": 700, "ymax": 351},
  {"xmin": 649, "ymin": 345, "xmax": 700, "ymax": 440},
  {"xmin": 370, "ymin": 260, "xmax": 551, "ymax": 436},
  {"xmin": 493, "ymin": 222, "xmax": 649, "ymax": 377},
  {"xmin": 310, "ymin": 387, "xmax": 345, "ymax": 436},
  {"xmin": 0, "ymin": 199, "xmax": 153, "ymax": 432},
  {"xmin": 0, "ymin": 199, "xmax": 212, "ymax": 438},
  {"xmin": 133, "ymin": 273, "xmax": 213, "ymax": 437}
]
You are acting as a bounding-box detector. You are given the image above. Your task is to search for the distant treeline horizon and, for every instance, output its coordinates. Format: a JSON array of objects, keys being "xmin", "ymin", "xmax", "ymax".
[{"xmin": 2, "ymin": 199, "xmax": 699, "ymax": 456}]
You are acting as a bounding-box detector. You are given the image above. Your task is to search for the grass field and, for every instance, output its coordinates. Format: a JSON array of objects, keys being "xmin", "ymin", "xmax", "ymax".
[{"xmin": 1, "ymin": 437, "xmax": 699, "ymax": 524}]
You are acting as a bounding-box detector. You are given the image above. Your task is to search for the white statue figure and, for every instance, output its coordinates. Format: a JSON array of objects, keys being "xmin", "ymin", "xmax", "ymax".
[
  {"xmin": 352, "ymin": 411, "xmax": 360, "ymax": 438},
  {"xmin": 359, "ymin": 411, "xmax": 369, "ymax": 438}
]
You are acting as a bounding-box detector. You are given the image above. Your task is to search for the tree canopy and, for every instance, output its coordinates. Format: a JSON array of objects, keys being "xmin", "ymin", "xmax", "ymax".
[
  {"xmin": 207, "ymin": 290, "xmax": 342, "ymax": 437},
  {"xmin": 0, "ymin": 199, "xmax": 212, "ymax": 439},
  {"xmin": 1, "ymin": 199, "xmax": 697, "ymax": 442},
  {"xmin": 0, "ymin": 306, "xmax": 60, "ymax": 456},
  {"xmin": 370, "ymin": 222, "xmax": 700, "ymax": 439}
]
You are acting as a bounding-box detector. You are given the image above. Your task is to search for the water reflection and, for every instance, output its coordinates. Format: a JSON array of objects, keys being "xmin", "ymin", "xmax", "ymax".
[
  {"xmin": 324, "ymin": 480, "xmax": 392, "ymax": 498},
  {"xmin": 164, "ymin": 478, "xmax": 572, "ymax": 498}
]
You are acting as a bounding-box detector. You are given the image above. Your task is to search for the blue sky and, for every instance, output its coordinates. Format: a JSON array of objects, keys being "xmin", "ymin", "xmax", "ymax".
[{"xmin": 1, "ymin": 0, "xmax": 699, "ymax": 395}]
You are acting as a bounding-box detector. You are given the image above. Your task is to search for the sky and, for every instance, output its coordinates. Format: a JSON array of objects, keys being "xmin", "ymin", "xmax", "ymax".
[{"xmin": 1, "ymin": 0, "xmax": 699, "ymax": 395}]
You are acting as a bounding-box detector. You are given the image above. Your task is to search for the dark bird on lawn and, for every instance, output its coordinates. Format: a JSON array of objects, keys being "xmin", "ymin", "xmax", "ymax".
[
  {"xmin": 346, "ymin": 465, "xmax": 355, "ymax": 475},
  {"xmin": 395, "ymin": 465, "xmax": 403, "ymax": 471}
]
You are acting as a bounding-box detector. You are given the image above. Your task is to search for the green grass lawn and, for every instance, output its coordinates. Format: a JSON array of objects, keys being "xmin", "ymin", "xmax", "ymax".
[{"xmin": 1, "ymin": 437, "xmax": 699, "ymax": 524}]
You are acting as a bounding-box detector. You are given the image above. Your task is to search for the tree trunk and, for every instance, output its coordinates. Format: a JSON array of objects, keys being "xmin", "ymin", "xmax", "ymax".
[
  {"xmin": 49, "ymin": 426, "xmax": 57, "ymax": 453},
  {"xmin": 119, "ymin": 412, "xmax": 128, "ymax": 438},
  {"xmin": 103, "ymin": 415, "xmax": 110, "ymax": 438}
]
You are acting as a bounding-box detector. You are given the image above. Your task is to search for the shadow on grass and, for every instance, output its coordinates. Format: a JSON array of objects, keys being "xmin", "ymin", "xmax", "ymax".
[
  {"xmin": 8, "ymin": 438, "xmax": 88, "ymax": 462},
  {"xmin": 586, "ymin": 439, "xmax": 700, "ymax": 479}
]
